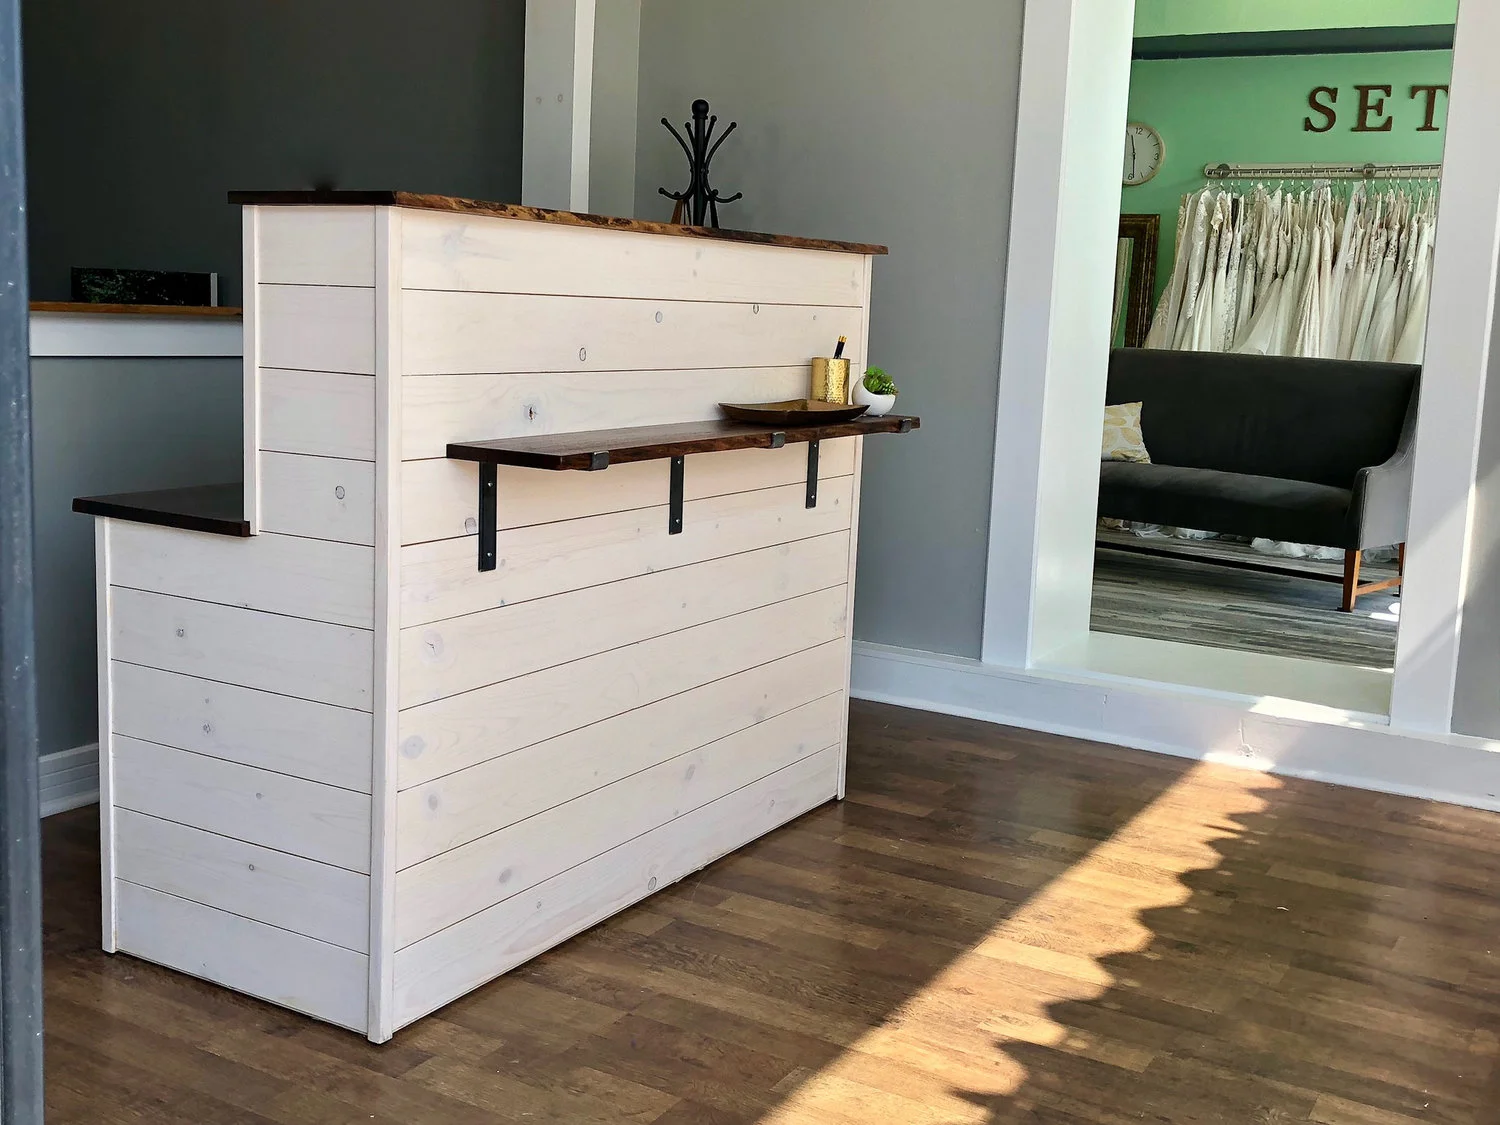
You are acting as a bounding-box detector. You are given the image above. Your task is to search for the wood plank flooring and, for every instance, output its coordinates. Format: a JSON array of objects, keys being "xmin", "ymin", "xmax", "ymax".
[
  {"xmin": 1093, "ymin": 534, "xmax": 1400, "ymax": 669},
  {"xmin": 44, "ymin": 702, "xmax": 1500, "ymax": 1123}
]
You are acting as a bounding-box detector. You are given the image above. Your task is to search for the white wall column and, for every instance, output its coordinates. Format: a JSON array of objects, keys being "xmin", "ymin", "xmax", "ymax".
[
  {"xmin": 588, "ymin": 0, "xmax": 642, "ymax": 219},
  {"xmin": 981, "ymin": 0, "xmax": 1136, "ymax": 668},
  {"xmin": 1389, "ymin": 0, "xmax": 1500, "ymax": 732},
  {"xmin": 523, "ymin": 0, "xmax": 597, "ymax": 212}
]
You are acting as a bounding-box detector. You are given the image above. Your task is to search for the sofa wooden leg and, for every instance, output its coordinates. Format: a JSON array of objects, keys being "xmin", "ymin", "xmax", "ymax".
[
  {"xmin": 1343, "ymin": 547, "xmax": 1404, "ymax": 611},
  {"xmin": 1342, "ymin": 550, "xmax": 1360, "ymax": 612}
]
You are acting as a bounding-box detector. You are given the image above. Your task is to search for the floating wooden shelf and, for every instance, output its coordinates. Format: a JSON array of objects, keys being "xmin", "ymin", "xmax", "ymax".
[
  {"xmin": 446, "ymin": 414, "xmax": 917, "ymax": 470},
  {"xmin": 447, "ymin": 415, "xmax": 919, "ymax": 570}
]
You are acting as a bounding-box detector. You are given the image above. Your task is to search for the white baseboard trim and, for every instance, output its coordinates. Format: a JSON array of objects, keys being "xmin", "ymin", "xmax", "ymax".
[
  {"xmin": 40, "ymin": 743, "xmax": 100, "ymax": 817},
  {"xmin": 851, "ymin": 641, "xmax": 1500, "ymax": 812}
]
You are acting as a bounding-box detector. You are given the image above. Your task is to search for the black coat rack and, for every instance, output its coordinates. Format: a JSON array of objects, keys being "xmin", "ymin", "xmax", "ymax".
[{"xmin": 659, "ymin": 99, "xmax": 743, "ymax": 227}]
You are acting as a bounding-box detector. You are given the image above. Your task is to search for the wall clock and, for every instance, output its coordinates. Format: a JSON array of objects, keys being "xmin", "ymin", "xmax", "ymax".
[{"xmin": 1123, "ymin": 122, "xmax": 1165, "ymax": 187}]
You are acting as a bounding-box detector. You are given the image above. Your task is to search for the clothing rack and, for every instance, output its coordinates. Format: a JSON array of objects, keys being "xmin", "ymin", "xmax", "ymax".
[{"xmin": 1203, "ymin": 161, "xmax": 1443, "ymax": 181}]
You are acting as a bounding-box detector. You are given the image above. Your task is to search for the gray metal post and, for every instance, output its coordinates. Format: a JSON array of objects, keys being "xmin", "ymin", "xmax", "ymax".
[{"xmin": 0, "ymin": 0, "xmax": 44, "ymax": 1114}]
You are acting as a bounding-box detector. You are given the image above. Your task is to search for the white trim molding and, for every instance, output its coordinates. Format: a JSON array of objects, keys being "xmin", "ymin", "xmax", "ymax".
[
  {"xmin": 1390, "ymin": 0, "xmax": 1500, "ymax": 732},
  {"xmin": 30, "ymin": 310, "xmax": 243, "ymax": 359},
  {"xmin": 523, "ymin": 0, "xmax": 598, "ymax": 213},
  {"xmin": 852, "ymin": 643, "xmax": 1500, "ymax": 813},
  {"xmin": 40, "ymin": 743, "xmax": 100, "ymax": 818},
  {"xmin": 983, "ymin": 0, "xmax": 1136, "ymax": 668}
]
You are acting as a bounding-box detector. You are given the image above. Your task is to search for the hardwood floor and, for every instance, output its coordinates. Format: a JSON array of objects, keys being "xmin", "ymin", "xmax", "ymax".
[
  {"xmin": 1093, "ymin": 533, "xmax": 1400, "ymax": 669},
  {"xmin": 44, "ymin": 702, "xmax": 1500, "ymax": 1123}
]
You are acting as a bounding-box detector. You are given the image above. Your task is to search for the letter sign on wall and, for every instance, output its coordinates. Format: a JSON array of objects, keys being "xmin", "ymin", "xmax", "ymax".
[{"xmin": 1303, "ymin": 84, "xmax": 1449, "ymax": 133}]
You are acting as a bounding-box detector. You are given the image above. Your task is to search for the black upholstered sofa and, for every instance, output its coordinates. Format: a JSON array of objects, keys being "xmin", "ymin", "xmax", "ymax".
[{"xmin": 1099, "ymin": 348, "xmax": 1420, "ymax": 610}]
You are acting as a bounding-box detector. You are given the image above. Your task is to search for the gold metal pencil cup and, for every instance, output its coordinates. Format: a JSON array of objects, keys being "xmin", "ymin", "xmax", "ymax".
[{"xmin": 810, "ymin": 357, "xmax": 851, "ymax": 404}]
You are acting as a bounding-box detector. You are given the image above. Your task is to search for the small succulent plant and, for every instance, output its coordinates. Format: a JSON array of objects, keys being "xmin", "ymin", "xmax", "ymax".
[{"xmin": 863, "ymin": 367, "xmax": 898, "ymax": 395}]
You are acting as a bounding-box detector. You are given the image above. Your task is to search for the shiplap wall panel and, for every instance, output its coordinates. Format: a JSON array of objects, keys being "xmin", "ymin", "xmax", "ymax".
[
  {"xmin": 112, "ymin": 737, "xmax": 372, "ymax": 872},
  {"xmin": 390, "ymin": 745, "xmax": 840, "ymax": 1027},
  {"xmin": 401, "ymin": 368, "xmax": 809, "ymax": 460},
  {"xmin": 115, "ymin": 881, "xmax": 369, "ymax": 1032},
  {"xmin": 258, "ymin": 284, "xmax": 375, "ymax": 375},
  {"xmin": 397, "ymin": 586, "xmax": 848, "ymax": 789},
  {"xmin": 110, "ymin": 664, "xmax": 371, "ymax": 792},
  {"xmin": 397, "ymin": 640, "xmax": 846, "ymax": 867},
  {"xmin": 402, "ymin": 291, "xmax": 864, "ymax": 376},
  {"xmin": 401, "ymin": 438, "xmax": 857, "ymax": 546},
  {"xmin": 111, "ymin": 588, "xmax": 373, "ymax": 711},
  {"xmin": 401, "ymin": 477, "xmax": 854, "ymax": 627},
  {"xmin": 401, "ymin": 212, "xmax": 866, "ymax": 306},
  {"xmin": 261, "ymin": 369, "xmax": 376, "ymax": 461},
  {"xmin": 259, "ymin": 452, "xmax": 376, "ymax": 546},
  {"xmin": 395, "ymin": 694, "xmax": 842, "ymax": 947},
  {"xmin": 115, "ymin": 809, "xmax": 370, "ymax": 952},
  {"xmin": 257, "ymin": 208, "xmax": 376, "ymax": 287},
  {"xmin": 399, "ymin": 532, "xmax": 850, "ymax": 708},
  {"xmin": 108, "ymin": 521, "xmax": 373, "ymax": 629}
]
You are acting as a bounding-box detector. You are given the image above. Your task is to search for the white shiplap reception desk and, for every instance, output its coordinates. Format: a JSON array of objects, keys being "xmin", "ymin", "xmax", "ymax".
[{"xmin": 74, "ymin": 193, "xmax": 913, "ymax": 1042}]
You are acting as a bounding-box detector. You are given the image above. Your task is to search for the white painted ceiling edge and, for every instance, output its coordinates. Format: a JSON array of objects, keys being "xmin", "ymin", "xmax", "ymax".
[{"xmin": 982, "ymin": 0, "xmax": 1500, "ymax": 740}]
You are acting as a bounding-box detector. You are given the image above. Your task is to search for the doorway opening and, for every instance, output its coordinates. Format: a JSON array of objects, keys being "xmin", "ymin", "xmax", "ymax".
[{"xmin": 1095, "ymin": 18, "xmax": 1453, "ymax": 680}]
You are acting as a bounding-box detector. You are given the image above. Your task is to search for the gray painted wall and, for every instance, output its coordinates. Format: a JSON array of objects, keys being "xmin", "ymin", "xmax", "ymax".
[
  {"xmin": 23, "ymin": 0, "xmax": 526, "ymax": 304},
  {"xmin": 635, "ymin": 0, "xmax": 1024, "ymax": 659},
  {"xmin": 31, "ymin": 359, "xmax": 242, "ymax": 758}
]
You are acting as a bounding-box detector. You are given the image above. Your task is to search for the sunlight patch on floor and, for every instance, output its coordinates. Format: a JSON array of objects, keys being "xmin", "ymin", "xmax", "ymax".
[{"xmin": 756, "ymin": 762, "xmax": 1278, "ymax": 1125}]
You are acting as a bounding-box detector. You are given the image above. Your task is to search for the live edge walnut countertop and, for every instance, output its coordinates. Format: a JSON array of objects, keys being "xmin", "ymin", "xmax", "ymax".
[{"xmin": 227, "ymin": 191, "xmax": 889, "ymax": 257}]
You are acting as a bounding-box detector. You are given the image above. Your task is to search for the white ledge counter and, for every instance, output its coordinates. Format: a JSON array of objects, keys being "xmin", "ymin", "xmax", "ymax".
[{"xmin": 74, "ymin": 192, "xmax": 915, "ymax": 1042}]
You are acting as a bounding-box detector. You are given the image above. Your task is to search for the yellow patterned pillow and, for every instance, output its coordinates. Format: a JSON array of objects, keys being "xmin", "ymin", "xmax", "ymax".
[{"xmin": 1101, "ymin": 402, "xmax": 1150, "ymax": 463}]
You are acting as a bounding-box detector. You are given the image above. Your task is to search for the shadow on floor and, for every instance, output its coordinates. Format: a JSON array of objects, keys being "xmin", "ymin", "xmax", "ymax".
[{"xmin": 951, "ymin": 743, "xmax": 1500, "ymax": 1123}]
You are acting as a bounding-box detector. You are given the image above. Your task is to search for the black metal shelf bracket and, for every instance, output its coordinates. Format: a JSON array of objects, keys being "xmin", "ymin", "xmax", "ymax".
[
  {"xmin": 806, "ymin": 440, "xmax": 820, "ymax": 509},
  {"xmin": 478, "ymin": 464, "xmax": 498, "ymax": 572},
  {"xmin": 669, "ymin": 456, "xmax": 686, "ymax": 534}
]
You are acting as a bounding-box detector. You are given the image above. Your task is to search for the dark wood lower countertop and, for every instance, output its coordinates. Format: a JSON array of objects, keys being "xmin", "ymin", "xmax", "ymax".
[
  {"xmin": 32, "ymin": 302, "xmax": 243, "ymax": 317},
  {"xmin": 73, "ymin": 483, "xmax": 250, "ymax": 537}
]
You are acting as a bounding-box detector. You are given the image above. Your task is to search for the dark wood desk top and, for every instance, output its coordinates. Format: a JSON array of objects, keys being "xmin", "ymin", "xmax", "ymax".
[
  {"xmin": 447, "ymin": 415, "xmax": 919, "ymax": 471},
  {"xmin": 32, "ymin": 302, "xmax": 243, "ymax": 318},
  {"xmin": 73, "ymin": 483, "xmax": 250, "ymax": 537},
  {"xmin": 228, "ymin": 191, "xmax": 888, "ymax": 257}
]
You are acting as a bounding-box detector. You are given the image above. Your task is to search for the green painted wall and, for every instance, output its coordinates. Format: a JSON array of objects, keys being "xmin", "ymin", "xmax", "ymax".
[
  {"xmin": 1122, "ymin": 49, "xmax": 1452, "ymax": 304},
  {"xmin": 1134, "ymin": 0, "xmax": 1458, "ymax": 38}
]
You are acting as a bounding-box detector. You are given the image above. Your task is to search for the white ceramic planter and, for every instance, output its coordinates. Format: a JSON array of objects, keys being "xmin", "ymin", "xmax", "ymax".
[{"xmin": 853, "ymin": 382, "xmax": 897, "ymax": 416}]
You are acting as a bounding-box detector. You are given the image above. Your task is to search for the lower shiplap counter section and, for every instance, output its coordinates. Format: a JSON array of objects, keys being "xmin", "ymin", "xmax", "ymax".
[
  {"xmin": 396, "ymin": 640, "xmax": 846, "ymax": 867},
  {"xmin": 114, "ymin": 881, "xmax": 369, "ymax": 1032},
  {"xmin": 390, "ymin": 744, "xmax": 841, "ymax": 1027},
  {"xmin": 97, "ymin": 513, "xmax": 380, "ymax": 1034},
  {"xmin": 394, "ymin": 693, "xmax": 844, "ymax": 946},
  {"xmin": 396, "ymin": 586, "xmax": 849, "ymax": 788},
  {"xmin": 114, "ymin": 809, "xmax": 370, "ymax": 951}
]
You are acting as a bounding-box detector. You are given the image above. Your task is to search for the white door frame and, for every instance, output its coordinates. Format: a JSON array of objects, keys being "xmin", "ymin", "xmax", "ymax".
[{"xmin": 980, "ymin": 0, "xmax": 1500, "ymax": 736}]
